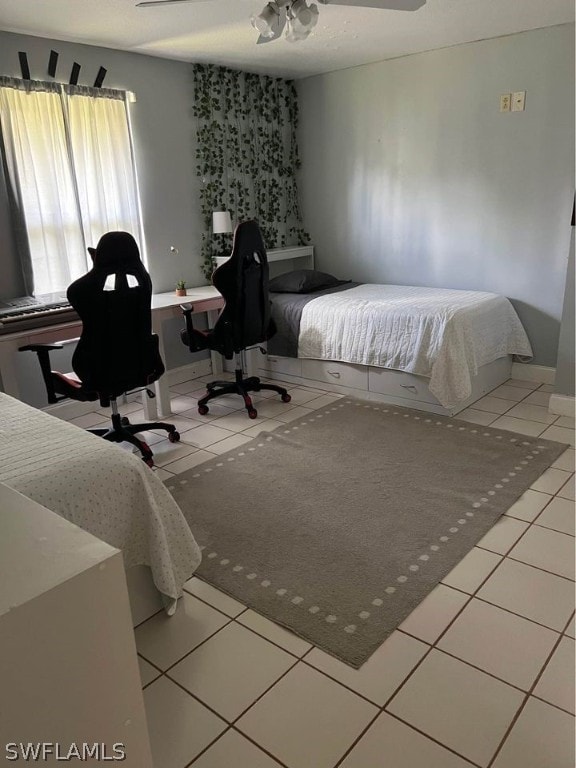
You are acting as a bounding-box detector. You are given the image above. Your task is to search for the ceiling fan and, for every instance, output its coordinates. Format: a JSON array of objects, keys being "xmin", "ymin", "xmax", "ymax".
[{"xmin": 135, "ymin": 0, "xmax": 426, "ymax": 44}]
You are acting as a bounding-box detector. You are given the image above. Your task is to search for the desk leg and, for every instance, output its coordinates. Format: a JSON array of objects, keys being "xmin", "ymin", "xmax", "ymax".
[
  {"xmin": 243, "ymin": 347, "xmax": 260, "ymax": 378},
  {"xmin": 151, "ymin": 315, "xmax": 172, "ymax": 419},
  {"xmin": 207, "ymin": 310, "xmax": 223, "ymax": 377},
  {"xmin": 142, "ymin": 389, "xmax": 158, "ymax": 420},
  {"xmin": 154, "ymin": 377, "xmax": 172, "ymax": 419}
]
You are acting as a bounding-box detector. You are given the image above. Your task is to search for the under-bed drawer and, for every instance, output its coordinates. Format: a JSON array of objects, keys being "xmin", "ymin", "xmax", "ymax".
[
  {"xmin": 301, "ymin": 359, "xmax": 369, "ymax": 390},
  {"xmin": 261, "ymin": 355, "xmax": 302, "ymax": 377},
  {"xmin": 368, "ymin": 367, "xmax": 440, "ymax": 405}
]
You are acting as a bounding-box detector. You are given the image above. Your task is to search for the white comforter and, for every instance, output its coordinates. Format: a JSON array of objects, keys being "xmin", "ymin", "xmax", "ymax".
[
  {"xmin": 0, "ymin": 393, "xmax": 201, "ymax": 613},
  {"xmin": 298, "ymin": 284, "xmax": 533, "ymax": 408}
]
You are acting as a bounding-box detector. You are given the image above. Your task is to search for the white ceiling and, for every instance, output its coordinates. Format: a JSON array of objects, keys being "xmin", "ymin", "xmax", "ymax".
[{"xmin": 0, "ymin": 0, "xmax": 573, "ymax": 79}]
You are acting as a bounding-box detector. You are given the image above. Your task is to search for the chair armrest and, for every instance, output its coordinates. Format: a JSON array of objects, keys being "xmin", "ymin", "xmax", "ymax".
[
  {"xmin": 19, "ymin": 342, "xmax": 64, "ymax": 352},
  {"xmin": 180, "ymin": 303, "xmax": 210, "ymax": 353},
  {"xmin": 19, "ymin": 342, "xmax": 77, "ymax": 404},
  {"xmin": 19, "ymin": 338, "xmax": 80, "ymax": 353}
]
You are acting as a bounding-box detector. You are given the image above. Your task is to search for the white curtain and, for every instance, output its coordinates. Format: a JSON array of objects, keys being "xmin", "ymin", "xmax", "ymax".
[
  {"xmin": 65, "ymin": 86, "xmax": 143, "ymax": 252},
  {"xmin": 0, "ymin": 78, "xmax": 143, "ymax": 295},
  {"xmin": 0, "ymin": 80, "xmax": 86, "ymax": 294}
]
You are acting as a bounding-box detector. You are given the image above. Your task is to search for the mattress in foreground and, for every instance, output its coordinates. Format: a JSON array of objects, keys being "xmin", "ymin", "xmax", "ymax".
[
  {"xmin": 295, "ymin": 284, "xmax": 533, "ymax": 408},
  {"xmin": 0, "ymin": 392, "xmax": 201, "ymax": 612}
]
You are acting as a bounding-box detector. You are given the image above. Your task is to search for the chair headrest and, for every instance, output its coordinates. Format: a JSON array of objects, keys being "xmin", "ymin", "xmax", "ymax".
[
  {"xmin": 231, "ymin": 220, "xmax": 266, "ymax": 259},
  {"xmin": 89, "ymin": 231, "xmax": 143, "ymax": 274}
]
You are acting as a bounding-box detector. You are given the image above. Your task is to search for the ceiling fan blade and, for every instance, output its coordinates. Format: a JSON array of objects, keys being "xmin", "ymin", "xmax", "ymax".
[
  {"xmin": 136, "ymin": 0, "xmax": 211, "ymax": 7},
  {"xmin": 318, "ymin": 0, "xmax": 426, "ymax": 10}
]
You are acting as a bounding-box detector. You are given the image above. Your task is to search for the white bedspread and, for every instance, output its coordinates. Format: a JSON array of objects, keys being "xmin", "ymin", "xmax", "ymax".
[
  {"xmin": 0, "ymin": 393, "xmax": 201, "ymax": 612},
  {"xmin": 298, "ymin": 284, "xmax": 532, "ymax": 408}
]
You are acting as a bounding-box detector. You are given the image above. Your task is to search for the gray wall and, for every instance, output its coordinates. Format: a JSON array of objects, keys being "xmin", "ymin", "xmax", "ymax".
[
  {"xmin": 296, "ymin": 24, "xmax": 575, "ymax": 367},
  {"xmin": 0, "ymin": 30, "xmax": 206, "ymax": 375},
  {"xmin": 555, "ymin": 223, "xmax": 575, "ymax": 396}
]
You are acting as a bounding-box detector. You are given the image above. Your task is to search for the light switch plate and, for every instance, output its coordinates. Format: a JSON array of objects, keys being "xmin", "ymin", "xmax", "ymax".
[
  {"xmin": 500, "ymin": 94, "xmax": 511, "ymax": 112},
  {"xmin": 512, "ymin": 91, "xmax": 526, "ymax": 112}
]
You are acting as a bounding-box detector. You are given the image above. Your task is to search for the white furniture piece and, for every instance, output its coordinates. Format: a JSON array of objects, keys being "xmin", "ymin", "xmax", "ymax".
[
  {"xmin": 0, "ymin": 391, "xmax": 201, "ymax": 612},
  {"xmin": 0, "ymin": 286, "xmax": 224, "ymax": 418},
  {"xmin": 149, "ymin": 287, "xmax": 224, "ymax": 416},
  {"xmin": 260, "ymin": 353, "xmax": 513, "ymax": 416},
  {"xmin": 256, "ymin": 247, "xmax": 531, "ymax": 416},
  {"xmin": 216, "ymin": 244, "xmax": 314, "ymax": 273},
  {"xmin": 0, "ymin": 482, "xmax": 154, "ymax": 766}
]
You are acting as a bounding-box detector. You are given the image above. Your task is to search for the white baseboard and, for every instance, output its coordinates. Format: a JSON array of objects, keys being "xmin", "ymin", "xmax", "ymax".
[
  {"xmin": 511, "ymin": 363, "xmax": 556, "ymax": 385},
  {"xmin": 549, "ymin": 394, "xmax": 575, "ymax": 417}
]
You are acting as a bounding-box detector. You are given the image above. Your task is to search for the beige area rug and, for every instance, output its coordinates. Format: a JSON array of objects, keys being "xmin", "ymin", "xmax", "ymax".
[{"xmin": 166, "ymin": 398, "xmax": 567, "ymax": 667}]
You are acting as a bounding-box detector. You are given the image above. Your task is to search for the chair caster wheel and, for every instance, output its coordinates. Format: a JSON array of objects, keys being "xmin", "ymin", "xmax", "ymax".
[
  {"xmin": 121, "ymin": 416, "xmax": 130, "ymax": 425},
  {"xmin": 248, "ymin": 408, "xmax": 258, "ymax": 419},
  {"xmin": 198, "ymin": 405, "xmax": 209, "ymax": 416},
  {"xmin": 281, "ymin": 393, "xmax": 291, "ymax": 403},
  {"xmin": 168, "ymin": 431, "xmax": 180, "ymax": 443}
]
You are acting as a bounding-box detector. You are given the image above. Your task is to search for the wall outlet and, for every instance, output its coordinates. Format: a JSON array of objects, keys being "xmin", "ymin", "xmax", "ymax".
[
  {"xmin": 500, "ymin": 93, "xmax": 511, "ymax": 112},
  {"xmin": 512, "ymin": 91, "xmax": 526, "ymax": 112}
]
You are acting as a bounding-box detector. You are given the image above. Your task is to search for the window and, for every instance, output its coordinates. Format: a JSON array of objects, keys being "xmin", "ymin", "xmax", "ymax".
[{"xmin": 0, "ymin": 77, "xmax": 143, "ymax": 295}]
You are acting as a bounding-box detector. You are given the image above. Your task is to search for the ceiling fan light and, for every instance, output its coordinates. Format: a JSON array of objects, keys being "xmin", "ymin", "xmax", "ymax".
[
  {"xmin": 307, "ymin": 3, "xmax": 319, "ymax": 28},
  {"xmin": 287, "ymin": 0, "xmax": 318, "ymax": 38},
  {"xmin": 251, "ymin": 2, "xmax": 280, "ymax": 38},
  {"xmin": 285, "ymin": 17, "xmax": 311, "ymax": 42}
]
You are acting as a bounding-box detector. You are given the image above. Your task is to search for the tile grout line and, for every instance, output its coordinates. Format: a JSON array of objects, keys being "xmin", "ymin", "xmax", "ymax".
[
  {"xmin": 485, "ymin": 627, "xmax": 572, "ymax": 768},
  {"xmin": 377, "ymin": 518, "xmax": 573, "ymax": 767},
  {"xmin": 187, "ymin": 724, "xmax": 294, "ymax": 768},
  {"xmin": 182, "ymin": 586, "xmax": 313, "ymax": 661}
]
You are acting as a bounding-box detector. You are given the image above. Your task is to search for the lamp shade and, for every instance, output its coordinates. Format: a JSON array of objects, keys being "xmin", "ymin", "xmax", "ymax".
[{"xmin": 212, "ymin": 211, "xmax": 233, "ymax": 234}]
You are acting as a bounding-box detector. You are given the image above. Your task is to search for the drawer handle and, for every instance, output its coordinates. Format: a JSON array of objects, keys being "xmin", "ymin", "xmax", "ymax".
[
  {"xmin": 327, "ymin": 370, "xmax": 341, "ymax": 378},
  {"xmin": 400, "ymin": 384, "xmax": 418, "ymax": 393}
]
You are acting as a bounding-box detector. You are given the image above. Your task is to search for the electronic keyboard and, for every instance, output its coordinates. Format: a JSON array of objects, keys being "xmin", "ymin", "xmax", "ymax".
[{"xmin": 0, "ymin": 294, "xmax": 78, "ymax": 335}]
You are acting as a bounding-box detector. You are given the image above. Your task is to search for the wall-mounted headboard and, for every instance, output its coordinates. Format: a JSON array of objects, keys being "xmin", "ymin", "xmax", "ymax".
[{"xmin": 216, "ymin": 245, "xmax": 314, "ymax": 279}]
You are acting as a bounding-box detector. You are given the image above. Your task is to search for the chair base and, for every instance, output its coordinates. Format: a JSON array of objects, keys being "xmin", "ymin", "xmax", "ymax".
[
  {"xmin": 197, "ymin": 369, "xmax": 291, "ymax": 419},
  {"xmin": 89, "ymin": 412, "xmax": 180, "ymax": 466}
]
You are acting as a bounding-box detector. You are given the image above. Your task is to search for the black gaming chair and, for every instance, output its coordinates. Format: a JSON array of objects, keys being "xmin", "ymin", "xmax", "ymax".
[
  {"xmin": 181, "ymin": 220, "xmax": 291, "ymax": 419},
  {"xmin": 20, "ymin": 231, "xmax": 180, "ymax": 466}
]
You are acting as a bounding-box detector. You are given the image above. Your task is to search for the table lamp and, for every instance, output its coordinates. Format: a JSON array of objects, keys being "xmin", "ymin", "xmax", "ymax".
[{"xmin": 212, "ymin": 211, "xmax": 233, "ymax": 264}]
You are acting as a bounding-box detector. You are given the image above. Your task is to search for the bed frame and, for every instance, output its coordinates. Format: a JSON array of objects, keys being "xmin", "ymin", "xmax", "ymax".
[
  {"xmin": 257, "ymin": 353, "xmax": 512, "ymax": 417},
  {"xmin": 226, "ymin": 244, "xmax": 512, "ymax": 416}
]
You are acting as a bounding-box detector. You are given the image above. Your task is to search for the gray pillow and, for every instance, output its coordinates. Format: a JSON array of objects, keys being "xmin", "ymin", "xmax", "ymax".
[{"xmin": 269, "ymin": 269, "xmax": 346, "ymax": 294}]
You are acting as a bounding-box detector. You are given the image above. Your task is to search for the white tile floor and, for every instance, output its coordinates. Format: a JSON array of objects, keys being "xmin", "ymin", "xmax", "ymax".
[{"xmin": 67, "ymin": 376, "xmax": 575, "ymax": 768}]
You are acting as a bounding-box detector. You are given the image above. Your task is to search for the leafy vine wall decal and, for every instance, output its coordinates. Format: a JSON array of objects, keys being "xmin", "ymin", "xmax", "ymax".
[{"xmin": 192, "ymin": 64, "xmax": 310, "ymax": 279}]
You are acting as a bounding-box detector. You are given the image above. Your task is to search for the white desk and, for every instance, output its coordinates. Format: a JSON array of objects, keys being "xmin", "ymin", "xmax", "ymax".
[
  {"xmin": 0, "ymin": 285, "xmax": 224, "ymax": 419},
  {"xmin": 0, "ymin": 243, "xmax": 314, "ymax": 416},
  {"xmin": 150, "ymin": 286, "xmax": 223, "ymax": 417}
]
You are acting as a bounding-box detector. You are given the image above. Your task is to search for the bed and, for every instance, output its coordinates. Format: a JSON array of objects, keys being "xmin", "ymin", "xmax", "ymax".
[
  {"xmin": 0, "ymin": 392, "xmax": 201, "ymax": 614},
  {"xmin": 262, "ymin": 270, "xmax": 533, "ymax": 415}
]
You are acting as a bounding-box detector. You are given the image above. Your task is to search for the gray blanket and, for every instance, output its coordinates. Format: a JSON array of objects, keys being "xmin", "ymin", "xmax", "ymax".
[{"xmin": 268, "ymin": 282, "xmax": 360, "ymax": 358}]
